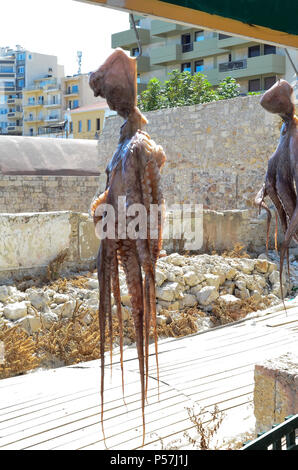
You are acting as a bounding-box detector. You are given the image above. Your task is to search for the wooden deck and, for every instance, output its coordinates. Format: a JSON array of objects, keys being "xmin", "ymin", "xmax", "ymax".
[{"xmin": 0, "ymin": 301, "xmax": 298, "ymax": 450}]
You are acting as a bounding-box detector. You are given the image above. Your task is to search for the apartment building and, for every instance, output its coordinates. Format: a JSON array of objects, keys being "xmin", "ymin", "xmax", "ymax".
[
  {"xmin": 112, "ymin": 17, "xmax": 297, "ymax": 95},
  {"xmin": 0, "ymin": 46, "xmax": 64, "ymax": 136},
  {"xmin": 23, "ymin": 73, "xmax": 99, "ymax": 137}
]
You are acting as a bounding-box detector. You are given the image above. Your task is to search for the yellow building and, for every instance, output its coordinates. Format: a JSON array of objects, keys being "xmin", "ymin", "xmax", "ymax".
[{"xmin": 70, "ymin": 101, "xmax": 109, "ymax": 139}]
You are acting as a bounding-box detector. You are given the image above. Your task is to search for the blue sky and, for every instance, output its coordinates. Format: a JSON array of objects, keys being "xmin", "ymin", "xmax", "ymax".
[{"xmin": 1, "ymin": 0, "xmax": 129, "ymax": 75}]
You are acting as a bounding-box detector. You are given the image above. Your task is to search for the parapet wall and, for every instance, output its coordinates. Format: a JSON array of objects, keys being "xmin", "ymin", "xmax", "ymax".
[{"xmin": 0, "ymin": 209, "xmax": 276, "ymax": 283}]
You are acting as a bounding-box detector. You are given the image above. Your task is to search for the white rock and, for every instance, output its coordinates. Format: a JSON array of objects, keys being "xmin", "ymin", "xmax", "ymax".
[
  {"xmin": 3, "ymin": 301, "xmax": 29, "ymax": 320},
  {"xmin": 156, "ymin": 283, "xmax": 177, "ymax": 302},
  {"xmin": 166, "ymin": 253, "xmax": 186, "ymax": 266},
  {"xmin": 26, "ymin": 289, "xmax": 50, "ymax": 311},
  {"xmin": 218, "ymin": 294, "xmax": 239, "ymax": 304},
  {"xmin": 234, "ymin": 288, "xmax": 250, "ymax": 300},
  {"xmin": 86, "ymin": 278, "xmax": 98, "ymax": 289},
  {"xmin": 0, "ymin": 286, "xmax": 10, "ymax": 302},
  {"xmin": 255, "ymin": 259, "xmax": 269, "ymax": 274},
  {"xmin": 196, "ymin": 286, "xmax": 219, "ymax": 306},
  {"xmin": 41, "ymin": 311, "xmax": 59, "ymax": 328},
  {"xmin": 225, "ymin": 267, "xmax": 237, "ymax": 280},
  {"xmin": 53, "ymin": 300, "xmax": 76, "ymax": 318},
  {"xmin": 179, "ymin": 293, "xmax": 197, "ymax": 308},
  {"xmin": 204, "ymin": 273, "xmax": 221, "ymax": 289},
  {"xmin": 53, "ymin": 293, "xmax": 70, "ymax": 304},
  {"xmin": 155, "ymin": 268, "xmax": 167, "ymax": 286},
  {"xmin": 183, "ymin": 271, "xmax": 201, "ymax": 287},
  {"xmin": 156, "ymin": 315, "xmax": 168, "ymax": 326}
]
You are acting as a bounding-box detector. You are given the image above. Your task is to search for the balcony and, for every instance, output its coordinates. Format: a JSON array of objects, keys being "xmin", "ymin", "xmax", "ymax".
[
  {"xmin": 64, "ymin": 88, "xmax": 79, "ymax": 96},
  {"xmin": 151, "ymin": 20, "xmax": 190, "ymax": 37},
  {"xmin": 7, "ymin": 97, "xmax": 22, "ymax": 105},
  {"xmin": 203, "ymin": 53, "xmax": 286, "ymax": 85},
  {"xmin": 181, "ymin": 37, "xmax": 229, "ymax": 61},
  {"xmin": 7, "ymin": 111, "xmax": 22, "ymax": 119},
  {"xmin": 24, "ymin": 116, "xmax": 44, "ymax": 123},
  {"xmin": 111, "ymin": 28, "xmax": 150, "ymax": 50},
  {"xmin": 44, "ymin": 116, "xmax": 60, "ymax": 122},
  {"xmin": 219, "ymin": 59, "xmax": 247, "ymax": 72},
  {"xmin": 44, "ymin": 100, "xmax": 61, "ymax": 107},
  {"xmin": 150, "ymin": 44, "xmax": 182, "ymax": 66},
  {"xmin": 217, "ymin": 34, "xmax": 255, "ymax": 49},
  {"xmin": 23, "ymin": 101, "xmax": 44, "ymax": 108},
  {"xmin": 7, "ymin": 125, "xmax": 22, "ymax": 134}
]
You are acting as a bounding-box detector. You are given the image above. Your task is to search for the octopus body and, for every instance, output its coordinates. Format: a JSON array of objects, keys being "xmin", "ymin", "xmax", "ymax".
[
  {"xmin": 255, "ymin": 79, "xmax": 298, "ymax": 300},
  {"xmin": 89, "ymin": 49, "xmax": 166, "ymax": 445}
]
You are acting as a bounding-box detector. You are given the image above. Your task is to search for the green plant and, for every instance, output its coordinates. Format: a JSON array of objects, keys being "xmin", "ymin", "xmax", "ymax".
[{"xmin": 138, "ymin": 70, "xmax": 240, "ymax": 111}]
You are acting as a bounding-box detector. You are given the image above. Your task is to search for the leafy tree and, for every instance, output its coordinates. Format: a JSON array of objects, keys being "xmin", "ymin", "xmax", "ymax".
[
  {"xmin": 216, "ymin": 76, "xmax": 240, "ymax": 100},
  {"xmin": 138, "ymin": 77, "xmax": 165, "ymax": 111},
  {"xmin": 138, "ymin": 71, "xmax": 240, "ymax": 111}
]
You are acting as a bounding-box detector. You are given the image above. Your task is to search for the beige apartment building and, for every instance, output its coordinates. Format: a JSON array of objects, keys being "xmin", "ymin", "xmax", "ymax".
[
  {"xmin": 23, "ymin": 72, "xmax": 98, "ymax": 137},
  {"xmin": 112, "ymin": 16, "xmax": 298, "ymax": 96}
]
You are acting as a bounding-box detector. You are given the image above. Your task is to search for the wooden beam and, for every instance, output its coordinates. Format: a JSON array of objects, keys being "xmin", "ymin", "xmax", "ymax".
[{"xmin": 76, "ymin": 0, "xmax": 298, "ymax": 49}]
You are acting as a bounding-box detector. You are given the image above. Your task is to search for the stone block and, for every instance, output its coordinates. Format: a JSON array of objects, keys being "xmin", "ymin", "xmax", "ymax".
[{"xmin": 254, "ymin": 352, "xmax": 298, "ymax": 434}]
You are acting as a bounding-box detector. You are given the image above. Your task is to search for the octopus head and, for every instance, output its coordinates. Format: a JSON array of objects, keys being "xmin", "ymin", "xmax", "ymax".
[{"xmin": 260, "ymin": 79, "xmax": 295, "ymax": 120}]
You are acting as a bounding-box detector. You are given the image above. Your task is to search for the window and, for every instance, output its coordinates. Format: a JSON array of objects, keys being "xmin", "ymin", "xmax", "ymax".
[
  {"xmin": 73, "ymin": 99, "xmax": 79, "ymax": 109},
  {"xmin": 181, "ymin": 62, "xmax": 191, "ymax": 73},
  {"xmin": 72, "ymin": 85, "xmax": 79, "ymax": 93},
  {"xmin": 264, "ymin": 76, "xmax": 276, "ymax": 90},
  {"xmin": 228, "ymin": 53, "xmax": 232, "ymax": 62},
  {"xmin": 78, "ymin": 120, "xmax": 82, "ymax": 132},
  {"xmin": 264, "ymin": 44, "xmax": 276, "ymax": 55},
  {"xmin": 70, "ymin": 121, "xmax": 73, "ymax": 133},
  {"xmin": 68, "ymin": 100, "xmax": 72, "ymax": 109},
  {"xmin": 137, "ymin": 74, "xmax": 141, "ymax": 84},
  {"xmin": 181, "ymin": 33, "xmax": 193, "ymax": 52},
  {"xmin": 17, "ymin": 53, "xmax": 25, "ymax": 61},
  {"xmin": 248, "ymin": 45, "xmax": 260, "ymax": 58},
  {"xmin": 132, "ymin": 47, "xmax": 139, "ymax": 57},
  {"xmin": 17, "ymin": 79, "xmax": 24, "ymax": 88},
  {"xmin": 96, "ymin": 118, "xmax": 100, "ymax": 131},
  {"xmin": 194, "ymin": 60, "xmax": 204, "ymax": 72},
  {"xmin": 87, "ymin": 119, "xmax": 91, "ymax": 131},
  {"xmin": 248, "ymin": 78, "xmax": 261, "ymax": 92},
  {"xmin": 17, "ymin": 66, "xmax": 24, "ymax": 74},
  {"xmin": 194, "ymin": 30, "xmax": 204, "ymax": 42}
]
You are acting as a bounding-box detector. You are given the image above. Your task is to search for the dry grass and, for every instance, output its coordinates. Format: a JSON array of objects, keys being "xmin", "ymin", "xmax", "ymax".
[
  {"xmin": 212, "ymin": 243, "xmax": 250, "ymax": 259},
  {"xmin": 0, "ymin": 324, "xmax": 41, "ymax": 379},
  {"xmin": 210, "ymin": 296, "xmax": 272, "ymax": 326}
]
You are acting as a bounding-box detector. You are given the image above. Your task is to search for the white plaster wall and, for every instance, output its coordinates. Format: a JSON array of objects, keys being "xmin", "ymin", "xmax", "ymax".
[{"xmin": 0, "ymin": 212, "xmax": 71, "ymax": 270}]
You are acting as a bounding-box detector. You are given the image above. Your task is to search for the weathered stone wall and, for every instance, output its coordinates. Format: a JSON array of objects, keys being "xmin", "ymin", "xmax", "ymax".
[
  {"xmin": 0, "ymin": 211, "xmax": 99, "ymax": 283},
  {"xmin": 0, "ymin": 176, "xmax": 100, "ymax": 213},
  {"xmin": 97, "ymin": 94, "xmax": 281, "ymax": 210}
]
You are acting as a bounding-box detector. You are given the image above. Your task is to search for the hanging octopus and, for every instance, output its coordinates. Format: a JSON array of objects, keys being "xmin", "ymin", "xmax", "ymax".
[
  {"xmin": 255, "ymin": 79, "xmax": 298, "ymax": 300},
  {"xmin": 89, "ymin": 48, "xmax": 166, "ymax": 446}
]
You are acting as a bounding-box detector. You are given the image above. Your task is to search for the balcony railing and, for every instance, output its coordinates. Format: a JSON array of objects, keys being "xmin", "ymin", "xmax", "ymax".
[
  {"xmin": 219, "ymin": 59, "xmax": 247, "ymax": 72},
  {"xmin": 182, "ymin": 42, "xmax": 193, "ymax": 53}
]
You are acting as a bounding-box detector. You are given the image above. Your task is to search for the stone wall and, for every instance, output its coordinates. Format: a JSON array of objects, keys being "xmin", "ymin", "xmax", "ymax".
[
  {"xmin": 97, "ymin": 94, "xmax": 281, "ymax": 210},
  {"xmin": 0, "ymin": 175, "xmax": 100, "ymax": 213}
]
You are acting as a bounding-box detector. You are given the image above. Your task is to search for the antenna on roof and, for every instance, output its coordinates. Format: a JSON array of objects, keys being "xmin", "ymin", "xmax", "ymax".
[{"xmin": 77, "ymin": 51, "xmax": 82, "ymax": 75}]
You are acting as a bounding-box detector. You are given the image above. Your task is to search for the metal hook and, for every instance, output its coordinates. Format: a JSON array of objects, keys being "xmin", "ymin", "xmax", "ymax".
[{"xmin": 129, "ymin": 13, "xmax": 142, "ymax": 59}]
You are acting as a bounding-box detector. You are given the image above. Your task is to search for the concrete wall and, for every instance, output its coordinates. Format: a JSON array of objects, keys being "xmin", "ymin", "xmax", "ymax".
[
  {"xmin": 96, "ymin": 94, "xmax": 281, "ymax": 211},
  {"xmin": 0, "ymin": 208, "xmax": 274, "ymax": 283},
  {"xmin": 0, "ymin": 211, "xmax": 100, "ymax": 283}
]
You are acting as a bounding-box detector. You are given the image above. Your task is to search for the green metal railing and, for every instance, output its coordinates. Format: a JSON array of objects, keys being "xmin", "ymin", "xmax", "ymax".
[{"xmin": 242, "ymin": 415, "xmax": 298, "ymax": 450}]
